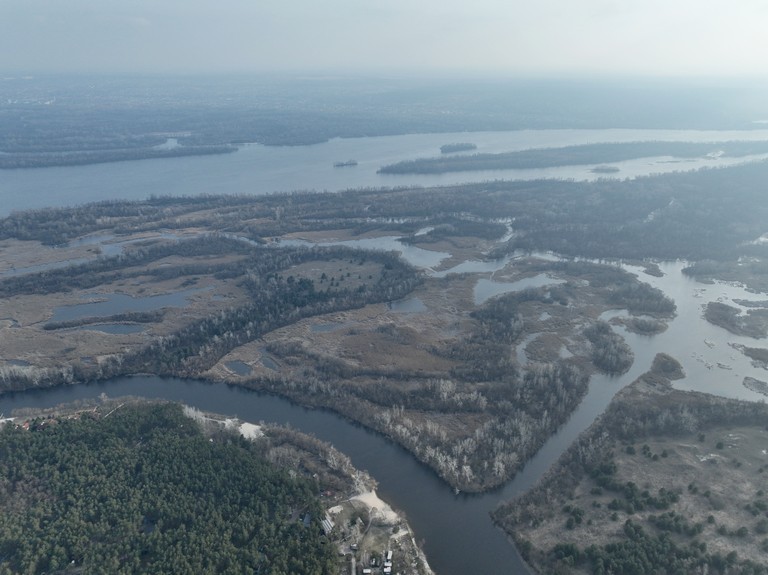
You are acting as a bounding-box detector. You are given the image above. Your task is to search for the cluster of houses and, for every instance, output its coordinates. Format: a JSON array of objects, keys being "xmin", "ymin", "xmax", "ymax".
[
  {"xmin": 361, "ymin": 549, "xmax": 394, "ymax": 574},
  {"xmin": 0, "ymin": 413, "xmax": 87, "ymax": 431}
]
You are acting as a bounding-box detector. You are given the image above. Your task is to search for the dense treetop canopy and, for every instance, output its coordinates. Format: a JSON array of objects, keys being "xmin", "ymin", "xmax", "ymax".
[{"xmin": 0, "ymin": 403, "xmax": 338, "ymax": 574}]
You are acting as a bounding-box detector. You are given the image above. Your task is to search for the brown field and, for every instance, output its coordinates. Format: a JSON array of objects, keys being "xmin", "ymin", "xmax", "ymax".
[
  {"xmin": 0, "ymin": 235, "xmax": 250, "ymax": 368},
  {"xmin": 0, "ymin": 218, "xmax": 673, "ymax": 492}
]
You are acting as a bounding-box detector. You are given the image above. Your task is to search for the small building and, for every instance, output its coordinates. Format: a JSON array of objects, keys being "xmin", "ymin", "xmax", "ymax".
[{"xmin": 321, "ymin": 513, "xmax": 335, "ymax": 535}]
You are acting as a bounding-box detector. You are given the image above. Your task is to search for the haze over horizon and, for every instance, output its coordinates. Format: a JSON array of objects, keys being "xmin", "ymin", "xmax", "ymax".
[{"xmin": 3, "ymin": 0, "xmax": 767, "ymax": 78}]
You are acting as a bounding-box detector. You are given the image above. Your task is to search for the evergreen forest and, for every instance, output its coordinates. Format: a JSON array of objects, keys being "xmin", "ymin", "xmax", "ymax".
[{"xmin": 0, "ymin": 403, "xmax": 338, "ymax": 574}]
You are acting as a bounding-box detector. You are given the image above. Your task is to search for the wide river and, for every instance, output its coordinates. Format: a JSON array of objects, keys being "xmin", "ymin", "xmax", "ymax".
[
  {"xmin": 2, "ymin": 130, "xmax": 768, "ymax": 574},
  {"xmin": 3, "ymin": 128, "xmax": 768, "ymax": 216}
]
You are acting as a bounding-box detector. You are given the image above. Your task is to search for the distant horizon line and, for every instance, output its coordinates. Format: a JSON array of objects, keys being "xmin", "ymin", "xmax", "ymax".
[{"xmin": 3, "ymin": 70, "xmax": 768, "ymax": 83}]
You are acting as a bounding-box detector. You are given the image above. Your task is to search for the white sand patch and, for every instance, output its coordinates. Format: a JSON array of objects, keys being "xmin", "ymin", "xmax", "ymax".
[
  {"xmin": 327, "ymin": 505, "xmax": 344, "ymax": 515},
  {"xmin": 183, "ymin": 407, "xmax": 263, "ymax": 439},
  {"xmin": 350, "ymin": 490, "xmax": 399, "ymax": 524},
  {"xmin": 239, "ymin": 422, "xmax": 263, "ymax": 439}
]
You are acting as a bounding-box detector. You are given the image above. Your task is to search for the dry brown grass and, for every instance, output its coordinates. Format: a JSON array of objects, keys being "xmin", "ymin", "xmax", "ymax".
[{"xmin": 516, "ymin": 420, "xmax": 768, "ymax": 567}]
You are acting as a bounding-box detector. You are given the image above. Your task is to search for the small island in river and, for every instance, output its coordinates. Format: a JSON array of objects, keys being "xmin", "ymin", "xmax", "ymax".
[
  {"xmin": 743, "ymin": 376, "xmax": 768, "ymax": 396},
  {"xmin": 440, "ymin": 142, "xmax": 477, "ymax": 153},
  {"xmin": 591, "ymin": 165, "xmax": 620, "ymax": 173}
]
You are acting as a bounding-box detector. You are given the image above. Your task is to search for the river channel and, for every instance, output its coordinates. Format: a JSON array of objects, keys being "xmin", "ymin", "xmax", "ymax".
[
  {"xmin": 3, "ymin": 127, "xmax": 768, "ymax": 216},
  {"xmin": 2, "ymin": 245, "xmax": 767, "ymax": 574}
]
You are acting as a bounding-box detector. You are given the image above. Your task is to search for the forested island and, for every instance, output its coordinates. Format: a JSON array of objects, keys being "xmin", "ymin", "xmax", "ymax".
[
  {"xmin": 378, "ymin": 140, "xmax": 768, "ymax": 174},
  {"xmin": 440, "ymin": 143, "xmax": 477, "ymax": 153},
  {"xmin": 703, "ymin": 302, "xmax": 768, "ymax": 339}
]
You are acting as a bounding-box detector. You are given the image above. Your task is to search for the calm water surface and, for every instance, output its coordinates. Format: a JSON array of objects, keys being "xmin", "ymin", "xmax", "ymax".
[
  {"xmin": 474, "ymin": 274, "xmax": 566, "ymax": 305},
  {"xmin": 50, "ymin": 287, "xmax": 205, "ymax": 323},
  {"xmin": 4, "ymin": 128, "xmax": 768, "ymax": 216}
]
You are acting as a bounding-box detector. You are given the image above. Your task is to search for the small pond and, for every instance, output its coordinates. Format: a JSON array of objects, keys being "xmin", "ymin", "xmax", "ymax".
[{"xmin": 50, "ymin": 287, "xmax": 205, "ymax": 323}]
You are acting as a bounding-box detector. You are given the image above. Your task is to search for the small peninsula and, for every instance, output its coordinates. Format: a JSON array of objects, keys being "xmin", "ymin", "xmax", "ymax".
[{"xmin": 0, "ymin": 399, "xmax": 432, "ymax": 575}]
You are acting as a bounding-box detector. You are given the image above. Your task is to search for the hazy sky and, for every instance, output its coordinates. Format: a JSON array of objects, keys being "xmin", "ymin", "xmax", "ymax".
[{"xmin": 3, "ymin": 0, "xmax": 767, "ymax": 76}]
